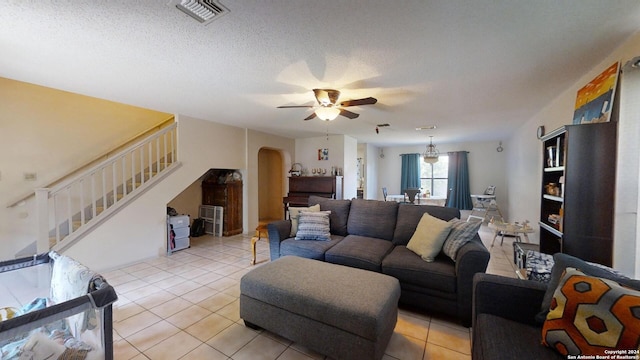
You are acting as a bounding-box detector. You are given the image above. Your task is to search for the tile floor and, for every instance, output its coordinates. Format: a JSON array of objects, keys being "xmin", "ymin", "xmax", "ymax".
[{"xmin": 107, "ymin": 224, "xmax": 519, "ymax": 360}]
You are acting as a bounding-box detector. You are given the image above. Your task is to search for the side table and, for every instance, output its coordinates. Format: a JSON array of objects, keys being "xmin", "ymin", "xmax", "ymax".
[
  {"xmin": 250, "ymin": 223, "xmax": 269, "ymax": 265},
  {"xmin": 488, "ymin": 221, "xmax": 534, "ymax": 247}
]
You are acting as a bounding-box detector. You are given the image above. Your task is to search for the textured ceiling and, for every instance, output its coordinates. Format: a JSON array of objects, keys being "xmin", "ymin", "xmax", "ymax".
[{"xmin": 1, "ymin": 1, "xmax": 639, "ymax": 146}]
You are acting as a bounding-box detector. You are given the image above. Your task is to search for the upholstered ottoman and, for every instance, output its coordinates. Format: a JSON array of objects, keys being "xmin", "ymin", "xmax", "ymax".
[{"xmin": 240, "ymin": 256, "xmax": 400, "ymax": 360}]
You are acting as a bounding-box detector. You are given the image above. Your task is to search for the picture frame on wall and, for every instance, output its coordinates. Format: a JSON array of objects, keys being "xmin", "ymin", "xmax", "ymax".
[
  {"xmin": 318, "ymin": 148, "xmax": 329, "ymax": 160},
  {"xmin": 572, "ymin": 61, "xmax": 620, "ymax": 125}
]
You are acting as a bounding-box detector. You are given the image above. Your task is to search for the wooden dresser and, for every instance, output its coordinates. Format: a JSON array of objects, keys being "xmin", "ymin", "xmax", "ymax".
[{"xmin": 202, "ymin": 180, "xmax": 243, "ymax": 236}]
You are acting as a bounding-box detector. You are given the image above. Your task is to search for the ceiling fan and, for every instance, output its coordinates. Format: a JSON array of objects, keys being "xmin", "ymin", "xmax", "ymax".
[{"xmin": 277, "ymin": 89, "xmax": 377, "ymax": 121}]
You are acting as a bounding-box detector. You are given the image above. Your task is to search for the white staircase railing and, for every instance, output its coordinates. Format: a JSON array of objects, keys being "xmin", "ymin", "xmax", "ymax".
[{"xmin": 35, "ymin": 123, "xmax": 178, "ymax": 253}]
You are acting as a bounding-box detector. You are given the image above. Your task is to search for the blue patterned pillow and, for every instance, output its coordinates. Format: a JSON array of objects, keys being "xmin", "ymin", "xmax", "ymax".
[
  {"xmin": 442, "ymin": 219, "xmax": 481, "ymax": 261},
  {"xmin": 295, "ymin": 211, "xmax": 332, "ymax": 241}
]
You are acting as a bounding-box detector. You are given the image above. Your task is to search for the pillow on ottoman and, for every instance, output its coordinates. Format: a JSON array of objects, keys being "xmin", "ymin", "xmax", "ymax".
[{"xmin": 406, "ymin": 213, "xmax": 452, "ymax": 262}]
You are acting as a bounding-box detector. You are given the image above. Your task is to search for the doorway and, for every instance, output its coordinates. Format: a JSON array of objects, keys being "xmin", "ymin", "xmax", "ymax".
[{"xmin": 258, "ymin": 148, "xmax": 284, "ymax": 222}]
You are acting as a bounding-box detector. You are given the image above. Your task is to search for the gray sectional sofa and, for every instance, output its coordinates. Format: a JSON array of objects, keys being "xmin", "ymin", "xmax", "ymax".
[
  {"xmin": 267, "ymin": 196, "xmax": 491, "ymax": 326},
  {"xmin": 472, "ymin": 253, "xmax": 640, "ymax": 359}
]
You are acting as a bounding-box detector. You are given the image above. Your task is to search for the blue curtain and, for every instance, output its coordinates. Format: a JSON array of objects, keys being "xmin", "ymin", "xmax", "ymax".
[
  {"xmin": 446, "ymin": 151, "xmax": 473, "ymax": 210},
  {"xmin": 400, "ymin": 153, "xmax": 421, "ymax": 194}
]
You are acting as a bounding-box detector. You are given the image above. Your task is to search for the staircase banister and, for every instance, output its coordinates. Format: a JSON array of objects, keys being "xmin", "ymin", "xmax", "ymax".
[
  {"xmin": 6, "ymin": 122, "xmax": 176, "ymax": 208},
  {"xmin": 47, "ymin": 123, "xmax": 176, "ymax": 197}
]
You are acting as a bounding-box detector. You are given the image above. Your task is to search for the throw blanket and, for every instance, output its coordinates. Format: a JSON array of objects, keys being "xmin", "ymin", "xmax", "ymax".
[{"xmin": 48, "ymin": 252, "xmax": 97, "ymax": 337}]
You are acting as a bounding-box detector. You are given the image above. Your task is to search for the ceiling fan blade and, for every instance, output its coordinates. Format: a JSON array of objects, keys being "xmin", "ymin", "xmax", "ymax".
[
  {"xmin": 339, "ymin": 109, "xmax": 360, "ymax": 119},
  {"xmin": 277, "ymin": 105, "xmax": 314, "ymax": 108},
  {"xmin": 304, "ymin": 113, "xmax": 317, "ymax": 121},
  {"xmin": 340, "ymin": 97, "xmax": 378, "ymax": 107}
]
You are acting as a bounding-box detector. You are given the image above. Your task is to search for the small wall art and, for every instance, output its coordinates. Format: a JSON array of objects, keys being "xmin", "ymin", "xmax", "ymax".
[
  {"xmin": 573, "ymin": 61, "xmax": 620, "ymax": 124},
  {"xmin": 318, "ymin": 148, "xmax": 329, "ymax": 161}
]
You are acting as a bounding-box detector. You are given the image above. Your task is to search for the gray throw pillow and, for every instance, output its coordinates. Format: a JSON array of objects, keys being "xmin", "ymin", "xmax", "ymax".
[
  {"xmin": 442, "ymin": 219, "xmax": 481, "ymax": 261},
  {"xmin": 288, "ymin": 204, "xmax": 320, "ymax": 236},
  {"xmin": 535, "ymin": 253, "xmax": 640, "ymax": 324},
  {"xmin": 294, "ymin": 211, "xmax": 331, "ymax": 241}
]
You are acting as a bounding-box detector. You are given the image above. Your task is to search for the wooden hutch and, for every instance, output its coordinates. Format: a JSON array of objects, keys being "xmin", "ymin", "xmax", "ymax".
[{"xmin": 202, "ymin": 169, "xmax": 243, "ymax": 236}]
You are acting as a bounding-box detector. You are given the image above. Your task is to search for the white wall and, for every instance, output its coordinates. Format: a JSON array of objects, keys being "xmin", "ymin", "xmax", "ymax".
[
  {"xmin": 342, "ymin": 136, "xmax": 358, "ymax": 199},
  {"xmin": 507, "ymin": 31, "xmax": 640, "ymax": 276},
  {"xmin": 65, "ymin": 115, "xmax": 247, "ymax": 271},
  {"xmin": 364, "ymin": 144, "xmax": 380, "ymax": 200},
  {"xmin": 246, "ymin": 129, "xmax": 296, "ymax": 232},
  {"xmin": 615, "ymin": 58, "xmax": 640, "ymax": 278},
  {"xmin": 376, "ymin": 140, "xmax": 508, "ymax": 218},
  {"xmin": 294, "ymin": 134, "xmax": 358, "ymax": 199}
]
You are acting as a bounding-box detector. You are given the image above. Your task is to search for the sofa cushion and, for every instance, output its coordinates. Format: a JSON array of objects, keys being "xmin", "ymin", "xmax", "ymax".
[
  {"xmin": 280, "ymin": 235, "xmax": 344, "ymax": 260},
  {"xmin": 474, "ymin": 314, "xmax": 562, "ymax": 360},
  {"xmin": 347, "ymin": 199, "xmax": 398, "ymax": 241},
  {"xmin": 295, "ymin": 211, "xmax": 331, "ymax": 241},
  {"xmin": 325, "ymin": 235, "xmax": 395, "ymax": 272},
  {"xmin": 536, "ymin": 253, "xmax": 640, "ymax": 324},
  {"xmin": 308, "ymin": 196, "xmax": 351, "ymax": 236},
  {"xmin": 442, "ymin": 219, "xmax": 481, "ymax": 261},
  {"xmin": 392, "ymin": 205, "xmax": 460, "ymax": 246},
  {"xmin": 541, "ymin": 267, "xmax": 640, "ymax": 357},
  {"xmin": 406, "ymin": 213, "xmax": 452, "ymax": 262},
  {"xmin": 381, "ymin": 246, "xmax": 456, "ymax": 293},
  {"xmin": 289, "ymin": 204, "xmax": 320, "ymax": 236}
]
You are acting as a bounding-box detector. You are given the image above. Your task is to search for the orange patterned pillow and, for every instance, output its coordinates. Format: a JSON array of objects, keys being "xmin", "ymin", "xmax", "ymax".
[{"xmin": 542, "ymin": 267, "xmax": 640, "ymax": 356}]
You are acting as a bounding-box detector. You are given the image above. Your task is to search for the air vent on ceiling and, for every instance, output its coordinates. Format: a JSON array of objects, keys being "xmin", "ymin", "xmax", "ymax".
[{"xmin": 170, "ymin": 0, "xmax": 229, "ymax": 25}]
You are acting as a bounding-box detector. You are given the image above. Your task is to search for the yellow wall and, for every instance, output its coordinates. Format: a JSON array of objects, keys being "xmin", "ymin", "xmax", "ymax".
[
  {"xmin": 0, "ymin": 77, "xmax": 172, "ymax": 203},
  {"xmin": 0, "ymin": 77, "xmax": 171, "ymax": 259},
  {"xmin": 167, "ymin": 174, "xmax": 206, "ymax": 221}
]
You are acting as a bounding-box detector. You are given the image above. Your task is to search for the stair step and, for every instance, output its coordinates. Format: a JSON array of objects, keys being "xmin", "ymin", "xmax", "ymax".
[{"xmin": 126, "ymin": 182, "xmax": 142, "ymax": 191}]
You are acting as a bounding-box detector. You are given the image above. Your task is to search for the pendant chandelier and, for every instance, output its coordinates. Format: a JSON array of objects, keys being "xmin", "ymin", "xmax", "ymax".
[{"xmin": 423, "ymin": 136, "xmax": 439, "ymax": 163}]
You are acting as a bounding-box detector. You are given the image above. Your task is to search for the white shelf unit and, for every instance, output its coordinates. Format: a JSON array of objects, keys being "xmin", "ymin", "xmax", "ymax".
[
  {"xmin": 167, "ymin": 214, "xmax": 190, "ymax": 254},
  {"xmin": 199, "ymin": 205, "xmax": 223, "ymax": 237}
]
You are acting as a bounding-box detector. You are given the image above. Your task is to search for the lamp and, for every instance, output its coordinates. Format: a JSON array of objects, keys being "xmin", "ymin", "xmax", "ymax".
[
  {"xmin": 423, "ymin": 136, "xmax": 439, "ymax": 163},
  {"xmin": 315, "ymin": 106, "xmax": 340, "ymax": 121}
]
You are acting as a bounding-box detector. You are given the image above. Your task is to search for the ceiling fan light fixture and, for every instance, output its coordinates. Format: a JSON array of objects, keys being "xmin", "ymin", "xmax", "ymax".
[
  {"xmin": 423, "ymin": 136, "xmax": 440, "ymax": 163},
  {"xmin": 313, "ymin": 89, "xmax": 340, "ymax": 106},
  {"xmin": 315, "ymin": 106, "xmax": 341, "ymax": 121}
]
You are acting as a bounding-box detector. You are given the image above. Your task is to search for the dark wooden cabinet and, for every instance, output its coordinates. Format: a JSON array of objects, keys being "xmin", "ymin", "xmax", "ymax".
[
  {"xmin": 539, "ymin": 122, "xmax": 616, "ymax": 266},
  {"xmin": 202, "ymin": 181, "xmax": 243, "ymax": 236}
]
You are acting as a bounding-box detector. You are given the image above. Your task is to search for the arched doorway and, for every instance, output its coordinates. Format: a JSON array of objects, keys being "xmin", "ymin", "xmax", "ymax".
[{"xmin": 258, "ymin": 148, "xmax": 284, "ymax": 222}]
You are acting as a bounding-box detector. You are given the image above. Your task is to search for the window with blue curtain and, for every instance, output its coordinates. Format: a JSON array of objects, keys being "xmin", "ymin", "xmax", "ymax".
[
  {"xmin": 400, "ymin": 153, "xmax": 421, "ymax": 194},
  {"xmin": 446, "ymin": 151, "xmax": 473, "ymax": 210}
]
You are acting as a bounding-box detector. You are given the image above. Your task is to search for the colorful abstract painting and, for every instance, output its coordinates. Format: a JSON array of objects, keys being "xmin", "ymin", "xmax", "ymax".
[
  {"xmin": 573, "ymin": 62, "xmax": 620, "ymax": 124},
  {"xmin": 318, "ymin": 148, "xmax": 329, "ymax": 160}
]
